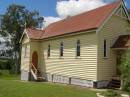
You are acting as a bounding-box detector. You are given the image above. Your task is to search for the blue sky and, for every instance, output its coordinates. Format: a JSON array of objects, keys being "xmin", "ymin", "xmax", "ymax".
[
  {"xmin": 0, "ymin": 0, "xmax": 130, "ymax": 17},
  {"xmin": 0, "ymin": 0, "xmax": 58, "ymax": 17}
]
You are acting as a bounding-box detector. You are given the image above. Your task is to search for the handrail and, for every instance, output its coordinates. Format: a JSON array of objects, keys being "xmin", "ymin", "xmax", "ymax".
[
  {"xmin": 31, "ymin": 63, "xmax": 44, "ymax": 80},
  {"xmin": 31, "ymin": 69, "xmax": 37, "ymax": 80},
  {"xmin": 31, "ymin": 63, "xmax": 38, "ymax": 75}
]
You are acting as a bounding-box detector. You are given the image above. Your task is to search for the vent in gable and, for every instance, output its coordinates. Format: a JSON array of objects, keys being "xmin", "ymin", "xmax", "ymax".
[{"xmin": 115, "ymin": 5, "xmax": 129, "ymax": 19}]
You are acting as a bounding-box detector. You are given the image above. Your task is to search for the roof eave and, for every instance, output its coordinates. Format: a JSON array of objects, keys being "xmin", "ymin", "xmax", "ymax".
[
  {"xmin": 42, "ymin": 28, "xmax": 97, "ymax": 40},
  {"xmin": 111, "ymin": 47, "xmax": 129, "ymax": 50},
  {"xmin": 19, "ymin": 29, "xmax": 29, "ymax": 43}
]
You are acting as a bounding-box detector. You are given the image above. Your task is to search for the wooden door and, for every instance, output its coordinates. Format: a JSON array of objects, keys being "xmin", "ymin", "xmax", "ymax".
[{"xmin": 32, "ymin": 51, "xmax": 38, "ymax": 69}]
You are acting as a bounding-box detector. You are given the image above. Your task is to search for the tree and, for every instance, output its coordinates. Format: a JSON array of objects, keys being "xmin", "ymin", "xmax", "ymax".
[
  {"xmin": 119, "ymin": 50, "xmax": 130, "ymax": 90},
  {"xmin": 128, "ymin": 10, "xmax": 130, "ymax": 16},
  {"xmin": 0, "ymin": 4, "xmax": 40, "ymax": 73}
]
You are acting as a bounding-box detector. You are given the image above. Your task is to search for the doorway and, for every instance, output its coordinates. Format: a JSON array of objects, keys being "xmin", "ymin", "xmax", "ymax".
[
  {"xmin": 116, "ymin": 51, "xmax": 123, "ymax": 76},
  {"xmin": 32, "ymin": 51, "xmax": 38, "ymax": 69}
]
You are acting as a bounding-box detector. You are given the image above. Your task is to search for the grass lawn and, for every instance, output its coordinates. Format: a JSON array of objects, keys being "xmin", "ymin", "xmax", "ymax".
[
  {"xmin": 0, "ymin": 70, "xmax": 19, "ymax": 80},
  {"xmin": 0, "ymin": 70, "xmax": 97, "ymax": 97}
]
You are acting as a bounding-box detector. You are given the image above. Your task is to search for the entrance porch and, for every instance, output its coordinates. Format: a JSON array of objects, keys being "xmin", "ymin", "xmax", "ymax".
[
  {"xmin": 30, "ymin": 51, "xmax": 45, "ymax": 81},
  {"xmin": 110, "ymin": 35, "xmax": 130, "ymax": 88}
]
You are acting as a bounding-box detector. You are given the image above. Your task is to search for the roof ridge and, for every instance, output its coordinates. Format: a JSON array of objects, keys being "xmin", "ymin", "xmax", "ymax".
[
  {"xmin": 46, "ymin": 0, "xmax": 121, "ymax": 29},
  {"xmin": 25, "ymin": 0, "xmax": 122, "ymax": 40}
]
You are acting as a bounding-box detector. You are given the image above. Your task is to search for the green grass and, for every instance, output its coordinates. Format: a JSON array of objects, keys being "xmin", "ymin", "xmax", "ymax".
[
  {"xmin": 0, "ymin": 70, "xmax": 97, "ymax": 97},
  {"xmin": 0, "ymin": 70, "xmax": 19, "ymax": 80}
]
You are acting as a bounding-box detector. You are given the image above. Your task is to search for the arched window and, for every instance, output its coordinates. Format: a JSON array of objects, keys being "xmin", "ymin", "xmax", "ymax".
[
  {"xmin": 48, "ymin": 44, "xmax": 50, "ymax": 57},
  {"xmin": 60, "ymin": 42, "xmax": 64, "ymax": 57},
  {"xmin": 104, "ymin": 39, "xmax": 107, "ymax": 57},
  {"xmin": 76, "ymin": 40, "xmax": 80, "ymax": 56}
]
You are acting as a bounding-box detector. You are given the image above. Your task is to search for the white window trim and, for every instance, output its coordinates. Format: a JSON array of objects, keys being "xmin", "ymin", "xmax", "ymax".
[
  {"xmin": 75, "ymin": 39, "xmax": 81, "ymax": 58},
  {"xmin": 59, "ymin": 41, "xmax": 64, "ymax": 58},
  {"xmin": 103, "ymin": 39, "xmax": 108, "ymax": 58},
  {"xmin": 47, "ymin": 44, "xmax": 51, "ymax": 58}
]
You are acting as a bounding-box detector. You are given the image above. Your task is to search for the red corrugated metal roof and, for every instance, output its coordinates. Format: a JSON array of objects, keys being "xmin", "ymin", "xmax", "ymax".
[
  {"xmin": 26, "ymin": 28, "xmax": 45, "ymax": 39},
  {"xmin": 26, "ymin": 1, "xmax": 121, "ymax": 39},
  {"xmin": 112, "ymin": 35, "xmax": 130, "ymax": 49}
]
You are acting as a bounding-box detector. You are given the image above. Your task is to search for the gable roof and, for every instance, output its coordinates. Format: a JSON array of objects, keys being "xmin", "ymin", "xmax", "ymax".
[
  {"xmin": 26, "ymin": 28, "xmax": 45, "ymax": 39},
  {"xmin": 25, "ymin": 0, "xmax": 121, "ymax": 40},
  {"xmin": 112, "ymin": 35, "xmax": 130, "ymax": 49}
]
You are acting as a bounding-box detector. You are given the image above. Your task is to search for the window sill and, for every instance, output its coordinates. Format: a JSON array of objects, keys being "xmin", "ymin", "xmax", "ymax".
[
  {"xmin": 75, "ymin": 56, "xmax": 82, "ymax": 59},
  {"xmin": 59, "ymin": 57, "xmax": 64, "ymax": 59},
  {"xmin": 47, "ymin": 57, "xmax": 51, "ymax": 59},
  {"xmin": 103, "ymin": 57, "xmax": 109, "ymax": 59},
  {"xmin": 24, "ymin": 56, "xmax": 29, "ymax": 58}
]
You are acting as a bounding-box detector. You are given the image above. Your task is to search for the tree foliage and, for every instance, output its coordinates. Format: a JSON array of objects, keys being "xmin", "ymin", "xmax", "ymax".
[
  {"xmin": 0, "ymin": 4, "xmax": 40, "ymax": 73},
  {"xmin": 119, "ymin": 50, "xmax": 130, "ymax": 90}
]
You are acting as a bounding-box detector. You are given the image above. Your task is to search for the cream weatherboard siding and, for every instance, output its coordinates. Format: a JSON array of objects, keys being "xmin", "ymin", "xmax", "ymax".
[
  {"xmin": 97, "ymin": 15, "xmax": 130, "ymax": 81},
  {"xmin": 21, "ymin": 37, "xmax": 43, "ymax": 80},
  {"xmin": 30, "ymin": 41, "xmax": 42, "ymax": 71},
  {"xmin": 20, "ymin": 2, "xmax": 130, "ymax": 88},
  {"xmin": 22, "ymin": 35, "xmax": 30, "ymax": 44},
  {"xmin": 21, "ymin": 35, "xmax": 30, "ymax": 71},
  {"xmin": 21, "ymin": 35, "xmax": 31, "ymax": 80},
  {"xmin": 41, "ymin": 32, "xmax": 98, "ymax": 81}
]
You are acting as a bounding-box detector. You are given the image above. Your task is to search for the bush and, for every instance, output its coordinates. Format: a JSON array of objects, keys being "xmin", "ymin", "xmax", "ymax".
[
  {"xmin": 102, "ymin": 90, "xmax": 121, "ymax": 97},
  {"xmin": 119, "ymin": 50, "xmax": 130, "ymax": 90},
  {"xmin": 9, "ymin": 60, "xmax": 15, "ymax": 74},
  {"xmin": 0, "ymin": 58, "xmax": 18, "ymax": 74},
  {"xmin": 0, "ymin": 71, "xmax": 2, "ymax": 76},
  {"xmin": 122, "ymin": 81, "xmax": 130, "ymax": 92},
  {"xmin": 0, "ymin": 58, "xmax": 11, "ymax": 70}
]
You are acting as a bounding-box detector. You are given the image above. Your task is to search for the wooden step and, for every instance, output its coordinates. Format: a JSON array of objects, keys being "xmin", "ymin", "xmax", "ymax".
[
  {"xmin": 108, "ymin": 79, "xmax": 121, "ymax": 89},
  {"xmin": 110, "ymin": 83, "xmax": 120, "ymax": 87},
  {"xmin": 111, "ymin": 80, "xmax": 120, "ymax": 84},
  {"xmin": 112, "ymin": 79, "xmax": 121, "ymax": 82}
]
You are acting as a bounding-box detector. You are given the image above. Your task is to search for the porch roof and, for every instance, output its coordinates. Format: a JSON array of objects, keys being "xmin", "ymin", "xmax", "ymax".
[{"xmin": 112, "ymin": 35, "xmax": 130, "ymax": 49}]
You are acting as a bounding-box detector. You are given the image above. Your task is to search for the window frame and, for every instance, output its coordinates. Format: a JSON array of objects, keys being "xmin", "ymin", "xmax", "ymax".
[
  {"xmin": 60, "ymin": 42, "xmax": 64, "ymax": 57},
  {"xmin": 47, "ymin": 44, "xmax": 51, "ymax": 57},
  {"xmin": 76, "ymin": 40, "xmax": 80, "ymax": 57},
  {"xmin": 103, "ymin": 39, "xmax": 107, "ymax": 58}
]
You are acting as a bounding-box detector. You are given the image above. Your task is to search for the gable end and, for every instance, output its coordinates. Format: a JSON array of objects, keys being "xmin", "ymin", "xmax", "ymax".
[{"xmin": 97, "ymin": 0, "xmax": 129, "ymax": 33}]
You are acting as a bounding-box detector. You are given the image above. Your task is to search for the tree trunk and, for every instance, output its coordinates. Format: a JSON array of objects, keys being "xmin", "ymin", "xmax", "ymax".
[
  {"xmin": 120, "ymin": 74, "xmax": 125, "ymax": 90},
  {"xmin": 120, "ymin": 79, "xmax": 124, "ymax": 90},
  {"xmin": 14, "ymin": 50, "xmax": 20, "ymax": 74}
]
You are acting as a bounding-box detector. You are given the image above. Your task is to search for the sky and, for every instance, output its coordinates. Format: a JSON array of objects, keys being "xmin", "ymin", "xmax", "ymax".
[
  {"xmin": 0, "ymin": 0, "xmax": 58, "ymax": 16},
  {"xmin": 0, "ymin": 0, "xmax": 130, "ymax": 26}
]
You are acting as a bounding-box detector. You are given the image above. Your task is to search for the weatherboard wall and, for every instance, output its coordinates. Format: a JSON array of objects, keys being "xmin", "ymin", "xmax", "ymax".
[
  {"xmin": 21, "ymin": 35, "xmax": 30, "ymax": 71},
  {"xmin": 21, "ymin": 35, "xmax": 31, "ymax": 80},
  {"xmin": 97, "ymin": 14, "xmax": 130, "ymax": 81},
  {"xmin": 41, "ymin": 31, "xmax": 98, "ymax": 81}
]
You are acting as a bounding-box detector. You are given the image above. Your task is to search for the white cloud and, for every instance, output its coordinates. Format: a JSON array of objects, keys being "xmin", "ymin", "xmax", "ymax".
[
  {"xmin": 56, "ymin": 0, "xmax": 106, "ymax": 18},
  {"xmin": 44, "ymin": 0, "xmax": 107, "ymax": 26},
  {"xmin": 44, "ymin": 16, "xmax": 61, "ymax": 26}
]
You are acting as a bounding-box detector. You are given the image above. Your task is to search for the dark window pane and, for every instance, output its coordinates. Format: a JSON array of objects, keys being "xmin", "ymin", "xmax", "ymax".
[
  {"xmin": 48, "ymin": 44, "xmax": 50, "ymax": 57},
  {"xmin": 77, "ymin": 40, "xmax": 80, "ymax": 56},
  {"xmin": 60, "ymin": 42, "xmax": 63, "ymax": 57},
  {"xmin": 104, "ymin": 40, "xmax": 107, "ymax": 57}
]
